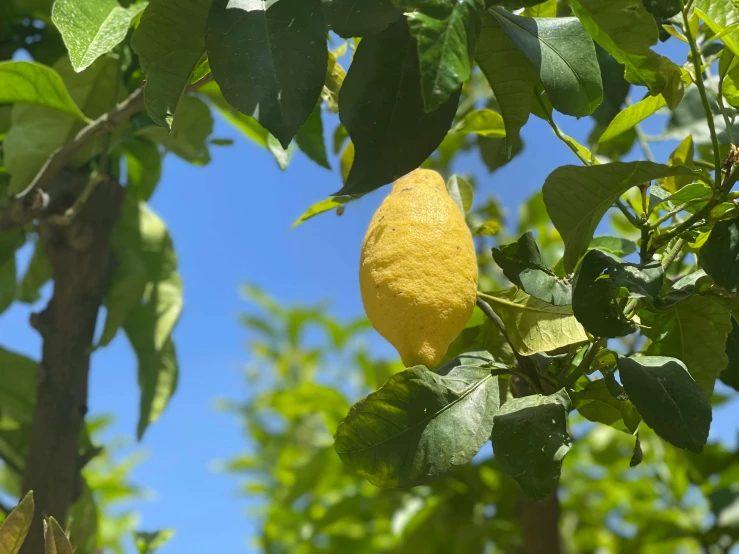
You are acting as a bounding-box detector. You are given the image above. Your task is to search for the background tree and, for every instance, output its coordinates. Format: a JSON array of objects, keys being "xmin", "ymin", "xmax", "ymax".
[{"xmin": 0, "ymin": 0, "xmax": 738, "ymax": 552}]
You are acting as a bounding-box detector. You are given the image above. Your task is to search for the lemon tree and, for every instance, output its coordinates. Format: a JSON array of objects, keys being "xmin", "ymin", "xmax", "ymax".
[{"xmin": 2, "ymin": 0, "xmax": 739, "ymax": 552}]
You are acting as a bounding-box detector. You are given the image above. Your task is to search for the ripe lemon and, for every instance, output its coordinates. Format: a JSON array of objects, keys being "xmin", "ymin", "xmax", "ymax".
[{"xmin": 359, "ymin": 169, "xmax": 478, "ymax": 368}]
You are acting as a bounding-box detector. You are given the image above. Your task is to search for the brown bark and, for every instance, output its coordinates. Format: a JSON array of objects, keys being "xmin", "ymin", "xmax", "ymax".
[
  {"xmin": 20, "ymin": 173, "xmax": 123, "ymax": 554},
  {"xmin": 519, "ymin": 492, "xmax": 562, "ymax": 554},
  {"xmin": 510, "ymin": 376, "xmax": 563, "ymax": 554}
]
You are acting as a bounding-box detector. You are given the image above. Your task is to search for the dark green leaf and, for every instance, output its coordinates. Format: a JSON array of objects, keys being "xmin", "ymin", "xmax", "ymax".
[
  {"xmin": 572, "ymin": 378, "xmax": 640, "ymax": 433},
  {"xmin": 590, "ymin": 46, "xmax": 630, "ymax": 127},
  {"xmin": 132, "ymin": 0, "xmax": 212, "ymax": 128},
  {"xmin": 720, "ymin": 318, "xmax": 739, "ymax": 391},
  {"xmin": 491, "ymin": 389, "xmax": 571, "ymax": 500},
  {"xmin": 446, "ymin": 175, "xmax": 473, "ymax": 214},
  {"xmin": 489, "ymin": 7, "xmax": 602, "ymax": 117},
  {"xmin": 321, "ymin": 0, "xmax": 401, "ymax": 38},
  {"xmin": 492, "ymin": 232, "xmax": 572, "ymax": 305},
  {"xmin": 653, "ymin": 270, "xmax": 711, "ymax": 311},
  {"xmin": 334, "ymin": 363, "xmax": 500, "ymax": 488},
  {"xmin": 642, "ymin": 0, "xmax": 681, "ymax": 19},
  {"xmin": 0, "ymin": 491, "xmax": 34, "ymax": 554},
  {"xmin": 206, "ymin": 0, "xmax": 327, "ymax": 148},
  {"xmin": 542, "ymin": 161, "xmax": 696, "ymax": 271},
  {"xmin": 569, "ymin": 0, "xmax": 685, "ymax": 107},
  {"xmin": 617, "ymin": 356, "xmax": 711, "ymax": 453},
  {"xmin": 52, "ymin": 0, "xmax": 145, "ymax": 72},
  {"xmin": 295, "ymin": 105, "xmax": 330, "ymax": 169},
  {"xmin": 0, "ymin": 61, "xmax": 87, "ymax": 120},
  {"xmin": 699, "ymin": 216, "xmax": 739, "ymax": 292},
  {"xmin": 405, "ymin": 0, "xmax": 484, "ymax": 112},
  {"xmin": 476, "ymin": 11, "xmax": 535, "ymax": 147},
  {"xmin": 44, "ymin": 517, "xmax": 73, "ymax": 554},
  {"xmin": 572, "ymin": 249, "xmax": 663, "ymax": 337},
  {"xmin": 134, "ymin": 530, "xmax": 175, "ymax": 554},
  {"xmin": 337, "ymin": 19, "xmax": 460, "ymax": 195},
  {"xmin": 648, "ymin": 296, "xmax": 732, "ymax": 397},
  {"xmin": 630, "ymin": 434, "xmax": 643, "ymax": 466},
  {"xmin": 442, "ymin": 320, "xmax": 515, "ymax": 366}
]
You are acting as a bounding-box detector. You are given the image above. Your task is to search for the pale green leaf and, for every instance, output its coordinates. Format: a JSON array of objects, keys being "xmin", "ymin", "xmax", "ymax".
[
  {"xmin": 44, "ymin": 517, "xmax": 73, "ymax": 554},
  {"xmin": 599, "ymin": 94, "xmax": 666, "ymax": 142},
  {"xmin": 52, "ymin": 0, "xmax": 146, "ymax": 72},
  {"xmin": 0, "ymin": 61, "xmax": 87, "ymax": 120},
  {"xmin": 446, "ymin": 175, "xmax": 473, "ymax": 214},
  {"xmin": 453, "ymin": 109, "xmax": 506, "ymax": 138},
  {"xmin": 0, "ymin": 492, "xmax": 33, "ymax": 554},
  {"xmin": 134, "ymin": 529, "xmax": 175, "ymax": 553},
  {"xmin": 481, "ymin": 288, "xmax": 588, "ymax": 355},
  {"xmin": 695, "ymin": 0, "xmax": 739, "ymax": 59},
  {"xmin": 292, "ymin": 195, "xmax": 361, "ymax": 228}
]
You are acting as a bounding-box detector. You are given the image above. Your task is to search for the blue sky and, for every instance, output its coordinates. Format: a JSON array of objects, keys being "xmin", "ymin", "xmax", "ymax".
[{"xmin": 3, "ymin": 44, "xmax": 739, "ymax": 554}]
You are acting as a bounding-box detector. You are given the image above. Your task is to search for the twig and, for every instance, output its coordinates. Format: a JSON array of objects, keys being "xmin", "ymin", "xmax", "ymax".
[
  {"xmin": 615, "ymin": 199, "xmax": 643, "ymax": 229},
  {"xmin": 534, "ymin": 91, "xmax": 591, "ymax": 166},
  {"xmin": 564, "ymin": 338, "xmax": 607, "ymax": 388},
  {"xmin": 661, "ymin": 238, "xmax": 686, "ymax": 270},
  {"xmin": 683, "ymin": 5, "xmax": 723, "ymax": 186}
]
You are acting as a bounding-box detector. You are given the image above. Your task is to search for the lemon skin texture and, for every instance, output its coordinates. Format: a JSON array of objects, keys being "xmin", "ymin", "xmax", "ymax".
[{"xmin": 359, "ymin": 169, "xmax": 478, "ymax": 368}]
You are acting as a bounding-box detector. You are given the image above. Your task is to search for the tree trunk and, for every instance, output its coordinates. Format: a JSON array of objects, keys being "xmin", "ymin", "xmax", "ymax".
[
  {"xmin": 510, "ymin": 375, "xmax": 563, "ymax": 554},
  {"xmin": 20, "ymin": 174, "xmax": 123, "ymax": 554},
  {"xmin": 519, "ymin": 492, "xmax": 562, "ymax": 554}
]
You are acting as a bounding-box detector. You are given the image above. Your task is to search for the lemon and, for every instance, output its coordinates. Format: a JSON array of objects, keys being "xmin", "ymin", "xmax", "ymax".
[{"xmin": 359, "ymin": 169, "xmax": 478, "ymax": 368}]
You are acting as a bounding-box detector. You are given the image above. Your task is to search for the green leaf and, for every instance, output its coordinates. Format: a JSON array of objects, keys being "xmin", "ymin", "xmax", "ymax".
[
  {"xmin": 0, "ymin": 61, "xmax": 87, "ymax": 120},
  {"xmin": 17, "ymin": 242, "xmax": 52, "ymax": 304},
  {"xmin": 473, "ymin": 220, "xmax": 501, "ymax": 236},
  {"xmin": 121, "ymin": 137, "xmax": 161, "ymax": 201},
  {"xmin": 0, "ymin": 346, "xmax": 37, "ymax": 423},
  {"xmin": 132, "ymin": 0, "xmax": 212, "ymax": 128},
  {"xmin": 334, "ymin": 362, "xmax": 501, "ymax": 488},
  {"xmin": 482, "ymin": 288, "xmax": 588, "ymax": 355},
  {"xmin": 699, "ymin": 216, "xmax": 739, "ymax": 292},
  {"xmin": 572, "ymin": 378, "xmax": 640, "ymax": 433},
  {"xmin": 134, "ymin": 529, "xmax": 175, "ymax": 554},
  {"xmin": 44, "ymin": 517, "xmax": 73, "ymax": 554},
  {"xmin": 489, "ymin": 7, "xmax": 603, "ymax": 117},
  {"xmin": 663, "ymin": 135, "xmax": 694, "ymax": 192},
  {"xmin": 266, "ymin": 134, "xmax": 294, "ymax": 171},
  {"xmin": 52, "ymin": 0, "xmax": 146, "ymax": 72},
  {"xmin": 404, "ymin": 0, "xmax": 484, "ymax": 112},
  {"xmin": 648, "ymin": 296, "xmax": 732, "ymax": 398},
  {"xmin": 720, "ymin": 49, "xmax": 739, "ymax": 109},
  {"xmin": 206, "ymin": 0, "xmax": 327, "ymax": 148},
  {"xmin": 642, "ymin": 0, "xmax": 681, "ymax": 19},
  {"xmin": 4, "ymin": 56, "xmax": 121, "ymax": 194},
  {"xmin": 523, "ymin": 0, "xmax": 556, "ymax": 17},
  {"xmin": 476, "ymin": 10, "xmax": 535, "ymax": 147},
  {"xmin": 598, "ymin": 94, "xmax": 666, "ymax": 142},
  {"xmin": 569, "ymin": 0, "xmax": 685, "ymax": 107},
  {"xmin": 292, "ymin": 195, "xmax": 362, "ymax": 227},
  {"xmin": 720, "ymin": 318, "xmax": 739, "ymax": 391},
  {"xmin": 572, "ymin": 249, "xmax": 663, "ymax": 338},
  {"xmin": 617, "ymin": 356, "xmax": 711, "ymax": 453},
  {"xmin": 109, "ymin": 197, "xmax": 182, "ymax": 439},
  {"xmin": 199, "ymin": 81, "xmax": 269, "ymax": 148},
  {"xmin": 321, "ymin": 0, "xmax": 402, "ymax": 38},
  {"xmin": 589, "ymin": 236, "xmax": 638, "ymax": 257},
  {"xmin": 338, "ymin": 19, "xmax": 460, "ymax": 195},
  {"xmin": 446, "ymin": 175, "xmax": 473, "ymax": 214},
  {"xmin": 542, "ymin": 161, "xmax": 697, "ymax": 272},
  {"xmin": 295, "ymin": 105, "xmax": 330, "ymax": 169},
  {"xmin": 653, "ymin": 270, "xmax": 711, "ymax": 311},
  {"xmin": 442, "ymin": 320, "xmax": 515, "ymax": 366},
  {"xmin": 491, "ymin": 389, "xmax": 571, "ymax": 500},
  {"xmin": 453, "ymin": 109, "xmax": 506, "ymax": 138},
  {"xmin": 0, "ymin": 491, "xmax": 34, "ymax": 554},
  {"xmin": 492, "ymin": 232, "xmax": 572, "ymax": 306},
  {"xmin": 67, "ymin": 482, "xmax": 98, "ymax": 554},
  {"xmin": 137, "ymin": 95, "xmax": 214, "ymax": 164},
  {"xmin": 694, "ymin": 0, "xmax": 739, "ymax": 59}
]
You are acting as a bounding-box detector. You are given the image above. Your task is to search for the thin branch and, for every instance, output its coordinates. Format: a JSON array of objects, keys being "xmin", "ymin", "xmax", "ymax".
[
  {"xmin": 564, "ymin": 338, "xmax": 607, "ymax": 388},
  {"xmin": 534, "ymin": 91, "xmax": 591, "ymax": 166},
  {"xmin": 683, "ymin": 5, "xmax": 723, "ymax": 186},
  {"xmin": 661, "ymin": 238, "xmax": 687, "ymax": 270},
  {"xmin": 615, "ymin": 199, "xmax": 643, "ymax": 229}
]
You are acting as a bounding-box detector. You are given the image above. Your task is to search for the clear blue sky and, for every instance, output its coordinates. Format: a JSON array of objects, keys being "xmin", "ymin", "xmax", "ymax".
[{"xmin": 2, "ymin": 55, "xmax": 739, "ymax": 553}]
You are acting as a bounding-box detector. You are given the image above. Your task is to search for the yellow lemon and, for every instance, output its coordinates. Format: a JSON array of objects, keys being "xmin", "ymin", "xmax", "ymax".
[{"xmin": 359, "ymin": 168, "xmax": 478, "ymax": 368}]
